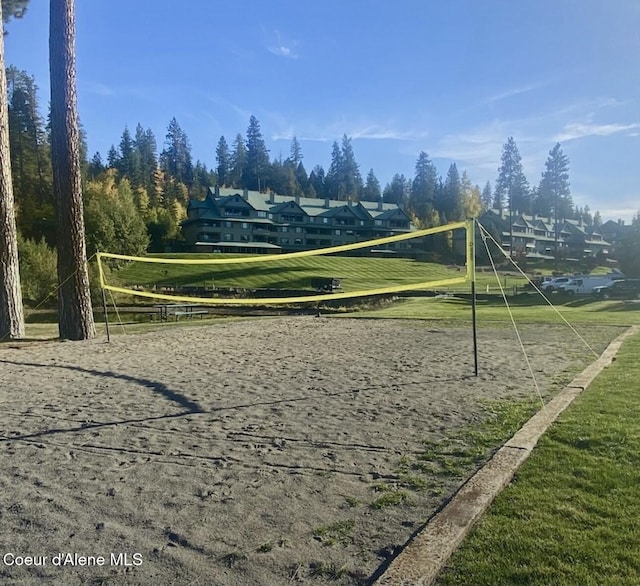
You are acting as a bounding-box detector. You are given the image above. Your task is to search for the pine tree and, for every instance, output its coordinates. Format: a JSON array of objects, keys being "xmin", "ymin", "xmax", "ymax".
[
  {"xmin": 492, "ymin": 186, "xmax": 504, "ymax": 214},
  {"xmin": 495, "ymin": 137, "xmax": 530, "ymax": 256},
  {"xmin": 593, "ymin": 210, "xmax": 602, "ymax": 228},
  {"xmin": 362, "ymin": 168, "xmax": 381, "ymax": 202},
  {"xmin": 481, "ymin": 180, "xmax": 492, "ymax": 210},
  {"xmin": 6, "ymin": 65, "xmax": 53, "ymax": 240},
  {"xmin": 133, "ymin": 124, "xmax": 158, "ymax": 195},
  {"xmin": 243, "ymin": 115, "xmax": 270, "ymax": 191},
  {"xmin": 325, "ymin": 141, "xmax": 343, "ymax": 200},
  {"xmin": 536, "ymin": 143, "xmax": 571, "ymax": 265},
  {"xmin": 160, "ymin": 117, "xmax": 193, "ymax": 187},
  {"xmin": 268, "ymin": 156, "xmax": 288, "ymax": 196},
  {"xmin": 438, "ymin": 163, "xmax": 462, "ymax": 222},
  {"xmin": 49, "ymin": 0, "xmax": 95, "ymax": 340},
  {"xmin": 191, "ymin": 160, "xmax": 212, "ymax": 199},
  {"xmin": 295, "ymin": 161, "xmax": 308, "ymax": 196},
  {"xmin": 289, "ymin": 136, "xmax": 302, "ymax": 167},
  {"xmin": 536, "ymin": 143, "xmax": 571, "ymax": 219},
  {"xmin": 229, "ymin": 133, "xmax": 246, "ymax": 188},
  {"xmin": 117, "ymin": 125, "xmax": 135, "ymax": 178},
  {"xmin": 383, "ymin": 173, "xmax": 410, "ymax": 206},
  {"xmin": 340, "ymin": 134, "xmax": 362, "ymax": 201},
  {"xmin": 410, "ymin": 151, "xmax": 439, "ymax": 226},
  {"xmin": 0, "ymin": 0, "xmax": 27, "ymax": 339},
  {"xmin": 495, "ymin": 137, "xmax": 530, "ymax": 216},
  {"xmin": 215, "ymin": 136, "xmax": 230, "ymax": 187},
  {"xmin": 308, "ymin": 165, "xmax": 326, "ymax": 199},
  {"xmin": 87, "ymin": 151, "xmax": 104, "ymax": 178},
  {"xmin": 106, "ymin": 144, "xmax": 119, "ymax": 168}
]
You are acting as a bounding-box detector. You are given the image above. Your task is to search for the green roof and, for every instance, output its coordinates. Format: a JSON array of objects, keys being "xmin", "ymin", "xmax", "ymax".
[{"xmin": 206, "ymin": 187, "xmax": 405, "ymax": 220}]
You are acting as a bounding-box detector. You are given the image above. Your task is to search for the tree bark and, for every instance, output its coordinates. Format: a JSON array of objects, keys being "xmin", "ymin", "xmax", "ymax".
[
  {"xmin": 0, "ymin": 1, "xmax": 26, "ymax": 341},
  {"xmin": 49, "ymin": 0, "xmax": 95, "ymax": 340}
]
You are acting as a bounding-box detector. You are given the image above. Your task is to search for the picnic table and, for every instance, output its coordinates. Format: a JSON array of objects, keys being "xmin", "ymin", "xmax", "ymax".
[{"xmin": 154, "ymin": 303, "xmax": 208, "ymax": 321}]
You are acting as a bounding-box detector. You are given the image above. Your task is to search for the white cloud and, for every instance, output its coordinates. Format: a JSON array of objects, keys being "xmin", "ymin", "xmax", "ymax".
[
  {"xmin": 81, "ymin": 81, "xmax": 162, "ymax": 101},
  {"xmin": 265, "ymin": 29, "xmax": 299, "ymax": 59},
  {"xmin": 268, "ymin": 44, "xmax": 295, "ymax": 58},
  {"xmin": 553, "ymin": 122, "xmax": 640, "ymax": 142},
  {"xmin": 271, "ymin": 120, "xmax": 430, "ymax": 143},
  {"xmin": 433, "ymin": 121, "xmax": 515, "ymax": 169},
  {"xmin": 349, "ymin": 125, "xmax": 429, "ymax": 141},
  {"xmin": 483, "ymin": 81, "xmax": 548, "ymax": 104}
]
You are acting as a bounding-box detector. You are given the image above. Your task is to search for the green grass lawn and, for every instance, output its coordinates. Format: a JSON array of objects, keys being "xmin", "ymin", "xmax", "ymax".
[
  {"xmin": 107, "ymin": 253, "xmax": 530, "ymax": 294},
  {"xmin": 435, "ymin": 330, "xmax": 640, "ymax": 586},
  {"xmin": 347, "ymin": 294, "xmax": 640, "ymax": 327},
  {"xmin": 110, "ymin": 254, "xmax": 465, "ymax": 292}
]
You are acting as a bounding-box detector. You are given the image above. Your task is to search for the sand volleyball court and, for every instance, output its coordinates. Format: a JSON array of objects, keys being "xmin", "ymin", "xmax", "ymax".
[{"xmin": 0, "ymin": 317, "xmax": 620, "ymax": 585}]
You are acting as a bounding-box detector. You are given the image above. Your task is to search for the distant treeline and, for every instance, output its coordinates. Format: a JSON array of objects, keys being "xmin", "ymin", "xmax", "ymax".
[{"xmin": 9, "ymin": 65, "xmax": 605, "ymax": 261}]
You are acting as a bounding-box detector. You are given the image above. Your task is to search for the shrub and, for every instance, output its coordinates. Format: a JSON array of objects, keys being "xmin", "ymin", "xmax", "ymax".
[{"xmin": 17, "ymin": 234, "xmax": 58, "ymax": 305}]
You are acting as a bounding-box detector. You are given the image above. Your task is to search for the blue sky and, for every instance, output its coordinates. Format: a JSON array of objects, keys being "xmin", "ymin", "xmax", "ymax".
[{"xmin": 4, "ymin": 0, "xmax": 639, "ymax": 222}]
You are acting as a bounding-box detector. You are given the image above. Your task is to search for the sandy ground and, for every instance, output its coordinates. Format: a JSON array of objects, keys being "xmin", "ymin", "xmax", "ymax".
[{"xmin": 0, "ymin": 317, "xmax": 621, "ymax": 585}]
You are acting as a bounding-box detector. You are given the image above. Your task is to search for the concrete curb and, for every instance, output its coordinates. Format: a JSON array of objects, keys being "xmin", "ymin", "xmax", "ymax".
[{"xmin": 374, "ymin": 325, "xmax": 639, "ymax": 586}]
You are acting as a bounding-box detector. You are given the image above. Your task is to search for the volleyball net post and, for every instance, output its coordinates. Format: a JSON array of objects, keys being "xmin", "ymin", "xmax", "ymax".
[{"xmin": 467, "ymin": 218, "xmax": 478, "ymax": 376}]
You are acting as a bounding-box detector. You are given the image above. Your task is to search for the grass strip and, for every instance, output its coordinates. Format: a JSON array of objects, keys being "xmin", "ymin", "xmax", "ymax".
[
  {"xmin": 350, "ymin": 296, "xmax": 640, "ymax": 326},
  {"xmin": 435, "ymin": 331, "xmax": 640, "ymax": 586}
]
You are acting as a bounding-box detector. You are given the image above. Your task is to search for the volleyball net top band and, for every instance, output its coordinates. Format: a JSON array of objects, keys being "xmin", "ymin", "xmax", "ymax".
[{"xmin": 97, "ymin": 220, "xmax": 475, "ymax": 305}]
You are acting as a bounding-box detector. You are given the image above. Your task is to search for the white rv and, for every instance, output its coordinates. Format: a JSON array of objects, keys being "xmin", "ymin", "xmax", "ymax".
[{"xmin": 559, "ymin": 274, "xmax": 624, "ymax": 295}]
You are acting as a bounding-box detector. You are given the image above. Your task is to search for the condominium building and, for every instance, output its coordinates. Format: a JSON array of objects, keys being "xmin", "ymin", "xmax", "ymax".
[
  {"xmin": 182, "ymin": 187, "xmax": 415, "ymax": 254},
  {"xmin": 476, "ymin": 209, "xmax": 611, "ymax": 260}
]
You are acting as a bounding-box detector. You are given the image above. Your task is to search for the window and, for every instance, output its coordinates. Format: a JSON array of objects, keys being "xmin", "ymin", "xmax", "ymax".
[
  {"xmin": 257, "ymin": 211, "xmax": 267, "ymax": 218},
  {"xmin": 224, "ymin": 221, "xmax": 232, "ymax": 228},
  {"xmin": 241, "ymin": 222, "xmax": 249, "ymax": 229},
  {"xmin": 335, "ymin": 229, "xmax": 341, "ymax": 236},
  {"xmin": 295, "ymin": 227, "xmax": 302, "ymax": 233},
  {"xmin": 281, "ymin": 226, "xmax": 289, "ymax": 233},
  {"xmin": 281, "ymin": 238, "xmax": 289, "ymax": 245},
  {"xmin": 224, "ymin": 207, "xmax": 247, "ymax": 217},
  {"xmin": 223, "ymin": 233, "xmax": 233, "ymax": 241},
  {"xmin": 294, "ymin": 238, "xmax": 302, "ymax": 245},
  {"xmin": 281, "ymin": 214, "xmax": 303, "ymax": 223}
]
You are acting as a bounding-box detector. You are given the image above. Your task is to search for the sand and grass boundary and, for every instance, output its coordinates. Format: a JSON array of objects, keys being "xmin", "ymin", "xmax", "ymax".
[{"xmin": 375, "ymin": 325, "xmax": 639, "ymax": 586}]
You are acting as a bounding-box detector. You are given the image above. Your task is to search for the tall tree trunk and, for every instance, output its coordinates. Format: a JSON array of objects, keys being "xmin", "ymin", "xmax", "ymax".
[
  {"xmin": 0, "ymin": 1, "xmax": 26, "ymax": 341},
  {"xmin": 49, "ymin": 0, "xmax": 94, "ymax": 340}
]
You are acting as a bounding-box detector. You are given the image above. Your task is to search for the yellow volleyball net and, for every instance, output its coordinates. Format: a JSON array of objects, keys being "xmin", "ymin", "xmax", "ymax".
[{"xmin": 96, "ymin": 220, "xmax": 475, "ymax": 306}]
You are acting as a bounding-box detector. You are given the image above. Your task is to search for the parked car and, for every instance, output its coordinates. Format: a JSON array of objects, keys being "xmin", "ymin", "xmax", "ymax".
[
  {"xmin": 540, "ymin": 276, "xmax": 572, "ymax": 292},
  {"xmin": 592, "ymin": 279, "xmax": 640, "ymax": 300}
]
